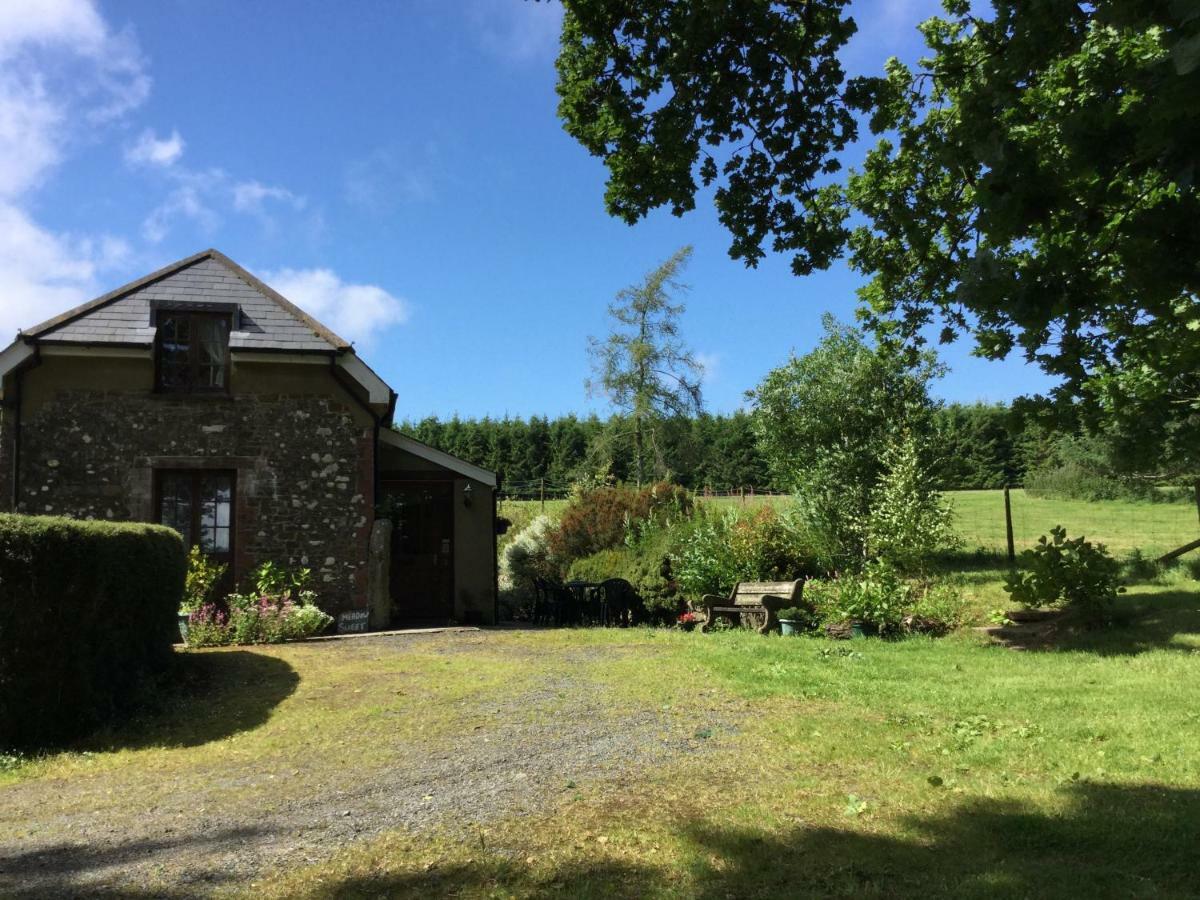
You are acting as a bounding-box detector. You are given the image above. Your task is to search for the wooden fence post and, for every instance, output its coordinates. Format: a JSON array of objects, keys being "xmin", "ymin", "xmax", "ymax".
[
  {"xmin": 1004, "ymin": 485, "xmax": 1016, "ymax": 565},
  {"xmin": 1156, "ymin": 479, "xmax": 1200, "ymax": 564}
]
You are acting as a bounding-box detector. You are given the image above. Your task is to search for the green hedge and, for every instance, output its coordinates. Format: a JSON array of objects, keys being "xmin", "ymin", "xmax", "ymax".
[{"xmin": 0, "ymin": 514, "xmax": 186, "ymax": 749}]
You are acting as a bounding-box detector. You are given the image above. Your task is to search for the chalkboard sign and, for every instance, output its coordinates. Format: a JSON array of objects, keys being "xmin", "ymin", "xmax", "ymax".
[{"xmin": 337, "ymin": 609, "xmax": 370, "ymax": 634}]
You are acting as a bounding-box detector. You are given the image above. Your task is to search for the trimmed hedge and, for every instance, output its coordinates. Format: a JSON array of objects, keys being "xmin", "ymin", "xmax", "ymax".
[{"xmin": 0, "ymin": 514, "xmax": 186, "ymax": 749}]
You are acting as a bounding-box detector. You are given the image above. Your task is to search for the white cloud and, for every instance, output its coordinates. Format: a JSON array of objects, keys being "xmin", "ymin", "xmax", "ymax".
[
  {"xmin": 142, "ymin": 182, "xmax": 220, "ymax": 243},
  {"xmin": 260, "ymin": 267, "xmax": 410, "ymax": 348},
  {"xmin": 0, "ymin": 0, "xmax": 148, "ymax": 198},
  {"xmin": 125, "ymin": 127, "xmax": 184, "ymax": 167},
  {"xmin": 232, "ymin": 180, "xmax": 305, "ymax": 215},
  {"xmin": 0, "ymin": 0, "xmax": 107, "ymax": 61},
  {"xmin": 0, "ymin": 72, "xmax": 63, "ymax": 196},
  {"xmin": 141, "ymin": 171, "xmax": 310, "ymax": 243},
  {"xmin": 0, "ymin": 0, "xmax": 320, "ymax": 340},
  {"xmin": 469, "ymin": 0, "xmax": 563, "ymax": 64},
  {"xmin": 0, "ymin": 0, "xmax": 148, "ymax": 342},
  {"xmin": 0, "ymin": 201, "xmax": 129, "ymax": 342}
]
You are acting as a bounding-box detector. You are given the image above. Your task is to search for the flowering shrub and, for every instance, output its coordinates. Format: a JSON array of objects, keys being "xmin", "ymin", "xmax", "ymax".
[
  {"xmin": 185, "ymin": 561, "xmax": 332, "ymax": 647},
  {"xmin": 186, "ymin": 602, "xmax": 231, "ymax": 646},
  {"xmin": 181, "ymin": 547, "xmax": 227, "ymax": 614},
  {"xmin": 678, "ymin": 611, "xmax": 697, "ymax": 624},
  {"xmin": 863, "ymin": 433, "xmax": 959, "ymax": 572},
  {"xmin": 501, "ymin": 515, "xmax": 561, "ymax": 590},
  {"xmin": 252, "ymin": 560, "xmax": 313, "ymax": 598}
]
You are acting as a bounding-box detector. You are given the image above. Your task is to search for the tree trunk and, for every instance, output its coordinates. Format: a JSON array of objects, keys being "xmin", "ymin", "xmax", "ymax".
[{"xmin": 634, "ymin": 417, "xmax": 644, "ymax": 487}]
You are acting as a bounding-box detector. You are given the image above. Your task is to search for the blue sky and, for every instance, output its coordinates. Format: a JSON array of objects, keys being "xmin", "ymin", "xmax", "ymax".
[{"xmin": 0, "ymin": 0, "xmax": 1056, "ymax": 419}]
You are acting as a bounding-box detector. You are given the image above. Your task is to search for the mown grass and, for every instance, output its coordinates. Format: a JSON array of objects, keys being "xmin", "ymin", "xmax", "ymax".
[
  {"xmin": 6, "ymin": 576, "xmax": 1197, "ymax": 898},
  {"xmin": 246, "ymin": 578, "xmax": 1200, "ymax": 899}
]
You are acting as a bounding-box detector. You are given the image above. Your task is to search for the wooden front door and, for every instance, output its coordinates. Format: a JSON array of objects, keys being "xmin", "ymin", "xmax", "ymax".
[{"xmin": 386, "ymin": 482, "xmax": 455, "ymax": 623}]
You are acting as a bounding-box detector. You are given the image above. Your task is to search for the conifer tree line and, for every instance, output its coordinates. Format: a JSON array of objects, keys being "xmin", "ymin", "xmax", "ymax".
[{"xmin": 398, "ymin": 403, "xmax": 1071, "ymax": 496}]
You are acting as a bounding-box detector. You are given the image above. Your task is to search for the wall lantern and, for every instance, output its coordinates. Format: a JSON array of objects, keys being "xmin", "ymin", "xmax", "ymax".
[{"xmin": 462, "ymin": 482, "xmax": 473, "ymax": 508}]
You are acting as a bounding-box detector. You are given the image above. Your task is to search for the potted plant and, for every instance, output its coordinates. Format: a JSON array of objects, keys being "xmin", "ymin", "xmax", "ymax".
[
  {"xmin": 180, "ymin": 547, "xmax": 227, "ymax": 643},
  {"xmin": 777, "ymin": 606, "xmax": 809, "ymax": 636},
  {"xmin": 677, "ymin": 610, "xmax": 698, "ymax": 632}
]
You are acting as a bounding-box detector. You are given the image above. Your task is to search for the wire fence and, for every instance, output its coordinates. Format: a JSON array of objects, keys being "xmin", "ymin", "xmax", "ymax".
[
  {"xmin": 948, "ymin": 488, "xmax": 1199, "ymax": 561},
  {"xmin": 498, "ymin": 483, "xmax": 1200, "ymax": 561}
]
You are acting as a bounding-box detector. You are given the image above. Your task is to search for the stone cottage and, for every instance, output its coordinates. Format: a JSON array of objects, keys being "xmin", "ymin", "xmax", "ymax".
[{"xmin": 0, "ymin": 249, "xmax": 498, "ymax": 626}]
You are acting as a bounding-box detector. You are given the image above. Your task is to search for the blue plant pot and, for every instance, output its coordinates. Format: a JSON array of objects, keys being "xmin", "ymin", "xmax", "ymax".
[
  {"xmin": 850, "ymin": 622, "xmax": 865, "ymax": 639},
  {"xmin": 780, "ymin": 619, "xmax": 800, "ymax": 636},
  {"xmin": 177, "ymin": 613, "xmax": 190, "ymax": 643}
]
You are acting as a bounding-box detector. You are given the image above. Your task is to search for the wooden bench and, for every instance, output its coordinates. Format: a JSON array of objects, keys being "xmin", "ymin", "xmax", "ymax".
[{"xmin": 697, "ymin": 580, "xmax": 806, "ymax": 635}]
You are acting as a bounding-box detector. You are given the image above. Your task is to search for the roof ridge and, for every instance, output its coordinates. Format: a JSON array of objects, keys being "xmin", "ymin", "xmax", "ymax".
[{"xmin": 21, "ymin": 248, "xmax": 353, "ymax": 354}]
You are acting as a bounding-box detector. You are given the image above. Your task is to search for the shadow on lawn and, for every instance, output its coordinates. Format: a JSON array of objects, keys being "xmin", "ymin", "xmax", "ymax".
[
  {"xmin": 1043, "ymin": 590, "xmax": 1200, "ymax": 656},
  {"xmin": 284, "ymin": 781, "xmax": 1198, "ymax": 900},
  {"xmin": 82, "ymin": 649, "xmax": 299, "ymax": 752}
]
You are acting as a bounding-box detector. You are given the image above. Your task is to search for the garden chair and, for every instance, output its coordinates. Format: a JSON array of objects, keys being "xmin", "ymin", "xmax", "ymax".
[
  {"xmin": 531, "ymin": 577, "xmax": 566, "ymax": 625},
  {"xmin": 597, "ymin": 578, "xmax": 640, "ymax": 627}
]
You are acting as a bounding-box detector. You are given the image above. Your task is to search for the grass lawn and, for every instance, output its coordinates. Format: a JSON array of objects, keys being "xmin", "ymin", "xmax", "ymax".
[{"xmin": 3, "ymin": 576, "xmax": 1199, "ymax": 898}]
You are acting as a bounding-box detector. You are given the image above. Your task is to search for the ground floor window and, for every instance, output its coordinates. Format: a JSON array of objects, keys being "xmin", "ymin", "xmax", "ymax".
[{"xmin": 156, "ymin": 470, "xmax": 235, "ymax": 565}]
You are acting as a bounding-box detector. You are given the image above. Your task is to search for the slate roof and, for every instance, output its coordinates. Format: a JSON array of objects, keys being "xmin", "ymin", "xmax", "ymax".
[{"xmin": 23, "ymin": 249, "xmax": 351, "ymax": 353}]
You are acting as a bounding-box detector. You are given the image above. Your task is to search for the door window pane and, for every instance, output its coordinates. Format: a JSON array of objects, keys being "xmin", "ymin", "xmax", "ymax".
[
  {"xmin": 158, "ymin": 473, "xmax": 193, "ymax": 546},
  {"xmin": 199, "ymin": 475, "xmax": 233, "ymax": 553},
  {"xmin": 157, "ymin": 471, "xmax": 233, "ymax": 557}
]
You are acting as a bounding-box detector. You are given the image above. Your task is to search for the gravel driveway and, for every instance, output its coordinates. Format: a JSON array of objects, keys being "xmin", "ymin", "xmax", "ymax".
[{"xmin": 0, "ymin": 630, "xmax": 738, "ymax": 898}]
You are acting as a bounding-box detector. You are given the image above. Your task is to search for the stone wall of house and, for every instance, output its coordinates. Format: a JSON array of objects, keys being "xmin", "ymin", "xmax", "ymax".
[{"xmin": 15, "ymin": 378, "xmax": 375, "ymax": 613}]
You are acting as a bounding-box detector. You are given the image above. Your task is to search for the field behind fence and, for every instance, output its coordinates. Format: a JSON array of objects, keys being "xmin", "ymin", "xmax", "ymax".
[
  {"xmin": 498, "ymin": 487, "xmax": 1200, "ymax": 561},
  {"xmin": 948, "ymin": 489, "xmax": 1198, "ymax": 559}
]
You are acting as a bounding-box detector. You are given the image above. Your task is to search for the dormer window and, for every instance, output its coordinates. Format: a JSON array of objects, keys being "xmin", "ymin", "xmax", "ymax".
[{"xmin": 154, "ymin": 307, "xmax": 234, "ymax": 393}]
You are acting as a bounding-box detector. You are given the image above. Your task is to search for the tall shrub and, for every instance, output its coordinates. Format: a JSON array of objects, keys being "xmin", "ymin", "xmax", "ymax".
[
  {"xmin": 749, "ymin": 316, "xmax": 943, "ymax": 567},
  {"xmin": 0, "ymin": 514, "xmax": 186, "ymax": 749},
  {"xmin": 672, "ymin": 504, "xmax": 817, "ymax": 597},
  {"xmin": 865, "ymin": 432, "xmax": 959, "ymax": 572},
  {"xmin": 500, "ymin": 515, "xmax": 561, "ymax": 589},
  {"xmin": 548, "ymin": 481, "xmax": 691, "ymax": 564}
]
